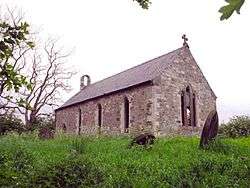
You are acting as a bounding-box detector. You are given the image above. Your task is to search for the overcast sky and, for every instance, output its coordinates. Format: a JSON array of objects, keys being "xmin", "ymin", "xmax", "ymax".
[{"xmin": 2, "ymin": 0, "xmax": 250, "ymax": 122}]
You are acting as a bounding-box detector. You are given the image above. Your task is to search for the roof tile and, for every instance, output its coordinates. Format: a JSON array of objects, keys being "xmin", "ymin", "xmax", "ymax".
[{"xmin": 58, "ymin": 47, "xmax": 183, "ymax": 109}]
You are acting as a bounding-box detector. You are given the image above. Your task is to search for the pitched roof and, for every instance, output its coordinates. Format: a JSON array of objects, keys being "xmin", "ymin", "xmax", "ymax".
[
  {"xmin": 57, "ymin": 46, "xmax": 215, "ymax": 110},
  {"xmin": 57, "ymin": 47, "xmax": 183, "ymax": 110}
]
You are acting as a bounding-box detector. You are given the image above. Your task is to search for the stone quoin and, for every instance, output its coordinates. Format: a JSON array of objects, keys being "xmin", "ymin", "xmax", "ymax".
[{"xmin": 55, "ymin": 38, "xmax": 216, "ymax": 136}]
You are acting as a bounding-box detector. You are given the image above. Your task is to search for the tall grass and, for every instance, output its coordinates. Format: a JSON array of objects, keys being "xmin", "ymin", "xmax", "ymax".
[{"xmin": 0, "ymin": 133, "xmax": 249, "ymax": 187}]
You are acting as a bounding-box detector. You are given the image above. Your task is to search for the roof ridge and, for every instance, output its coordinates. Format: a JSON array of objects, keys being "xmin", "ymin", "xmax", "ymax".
[
  {"xmin": 84, "ymin": 47, "xmax": 184, "ymax": 88},
  {"xmin": 57, "ymin": 46, "xmax": 186, "ymax": 110}
]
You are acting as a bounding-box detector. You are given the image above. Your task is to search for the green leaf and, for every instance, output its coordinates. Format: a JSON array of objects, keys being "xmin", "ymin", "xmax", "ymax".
[
  {"xmin": 27, "ymin": 41, "xmax": 35, "ymax": 48},
  {"xmin": 219, "ymin": 0, "xmax": 245, "ymax": 20},
  {"xmin": 27, "ymin": 83, "xmax": 33, "ymax": 91},
  {"xmin": 16, "ymin": 98, "xmax": 26, "ymax": 107},
  {"xmin": 4, "ymin": 38, "xmax": 15, "ymax": 45},
  {"xmin": 0, "ymin": 22, "xmax": 8, "ymax": 28},
  {"xmin": 0, "ymin": 41, "xmax": 8, "ymax": 52},
  {"xmin": 133, "ymin": 0, "xmax": 151, "ymax": 9}
]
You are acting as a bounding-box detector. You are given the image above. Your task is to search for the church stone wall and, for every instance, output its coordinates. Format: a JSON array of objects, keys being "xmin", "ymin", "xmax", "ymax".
[
  {"xmin": 156, "ymin": 47, "xmax": 216, "ymax": 136},
  {"xmin": 56, "ymin": 47, "xmax": 216, "ymax": 137},
  {"xmin": 55, "ymin": 83, "xmax": 155, "ymax": 135}
]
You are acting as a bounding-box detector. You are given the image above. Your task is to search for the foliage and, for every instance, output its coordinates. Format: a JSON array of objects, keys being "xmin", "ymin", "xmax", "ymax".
[
  {"xmin": 3, "ymin": 38, "xmax": 74, "ymax": 126},
  {"xmin": 0, "ymin": 10, "xmax": 73, "ymax": 126},
  {"xmin": 0, "ymin": 135, "xmax": 249, "ymax": 187},
  {"xmin": 0, "ymin": 114, "xmax": 24, "ymax": 135},
  {"xmin": 11, "ymin": 148, "xmax": 34, "ymax": 173},
  {"xmin": 133, "ymin": 0, "xmax": 245, "ymax": 21},
  {"xmin": 199, "ymin": 138, "xmax": 239, "ymax": 155},
  {"xmin": 133, "ymin": 0, "xmax": 151, "ymax": 9},
  {"xmin": 0, "ymin": 113, "xmax": 55, "ymax": 136},
  {"xmin": 32, "ymin": 115, "xmax": 55, "ymax": 131},
  {"xmin": 0, "ymin": 11, "xmax": 34, "ymax": 97},
  {"xmin": 30, "ymin": 158, "xmax": 104, "ymax": 187},
  {"xmin": 69, "ymin": 137, "xmax": 86, "ymax": 155},
  {"xmin": 219, "ymin": 0, "xmax": 245, "ymax": 20},
  {"xmin": 219, "ymin": 115, "xmax": 250, "ymax": 138},
  {"xmin": 0, "ymin": 147, "xmax": 34, "ymax": 187},
  {"xmin": 35, "ymin": 115, "xmax": 55, "ymax": 139}
]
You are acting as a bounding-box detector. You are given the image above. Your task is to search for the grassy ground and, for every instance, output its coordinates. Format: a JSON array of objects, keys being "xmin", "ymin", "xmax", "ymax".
[{"xmin": 0, "ymin": 134, "xmax": 249, "ymax": 187}]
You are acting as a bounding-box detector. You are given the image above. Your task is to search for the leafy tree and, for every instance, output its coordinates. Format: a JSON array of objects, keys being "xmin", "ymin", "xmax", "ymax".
[
  {"xmin": 133, "ymin": 0, "xmax": 245, "ymax": 20},
  {"xmin": 0, "ymin": 9, "xmax": 34, "ymax": 109}
]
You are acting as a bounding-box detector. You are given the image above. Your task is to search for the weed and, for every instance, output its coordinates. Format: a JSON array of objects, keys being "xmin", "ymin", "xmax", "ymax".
[{"xmin": 0, "ymin": 134, "xmax": 249, "ymax": 187}]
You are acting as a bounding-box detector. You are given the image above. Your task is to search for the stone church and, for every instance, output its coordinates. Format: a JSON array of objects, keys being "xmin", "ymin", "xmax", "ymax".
[{"xmin": 55, "ymin": 39, "xmax": 216, "ymax": 136}]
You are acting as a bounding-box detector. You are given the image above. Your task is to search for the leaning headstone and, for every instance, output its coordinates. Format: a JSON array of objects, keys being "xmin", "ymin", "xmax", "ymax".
[
  {"xmin": 129, "ymin": 133, "xmax": 156, "ymax": 148},
  {"xmin": 200, "ymin": 110, "xmax": 219, "ymax": 148}
]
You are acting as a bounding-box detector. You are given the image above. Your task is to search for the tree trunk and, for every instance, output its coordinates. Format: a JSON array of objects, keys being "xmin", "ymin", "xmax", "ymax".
[{"xmin": 25, "ymin": 110, "xmax": 37, "ymax": 131}]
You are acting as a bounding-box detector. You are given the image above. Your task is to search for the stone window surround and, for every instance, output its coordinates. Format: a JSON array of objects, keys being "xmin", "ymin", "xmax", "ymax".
[
  {"xmin": 62, "ymin": 123, "xmax": 67, "ymax": 132},
  {"xmin": 120, "ymin": 96, "xmax": 130, "ymax": 133},
  {"xmin": 78, "ymin": 108, "xmax": 82, "ymax": 135},
  {"xmin": 97, "ymin": 103, "xmax": 102, "ymax": 127},
  {"xmin": 180, "ymin": 84, "xmax": 197, "ymax": 127},
  {"xmin": 74, "ymin": 95, "xmax": 134, "ymax": 134}
]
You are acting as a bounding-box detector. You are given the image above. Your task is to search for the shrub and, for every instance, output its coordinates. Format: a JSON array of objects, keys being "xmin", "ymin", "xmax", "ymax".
[
  {"xmin": 219, "ymin": 115, "xmax": 250, "ymax": 138},
  {"xmin": 0, "ymin": 114, "xmax": 25, "ymax": 135},
  {"xmin": 38, "ymin": 127, "xmax": 54, "ymax": 140},
  {"xmin": 35, "ymin": 115, "xmax": 55, "ymax": 139},
  {"xmin": 34, "ymin": 115, "xmax": 55, "ymax": 130}
]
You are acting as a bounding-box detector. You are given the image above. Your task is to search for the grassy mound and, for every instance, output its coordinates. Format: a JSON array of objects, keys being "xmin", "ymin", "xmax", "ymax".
[{"xmin": 0, "ymin": 134, "xmax": 249, "ymax": 187}]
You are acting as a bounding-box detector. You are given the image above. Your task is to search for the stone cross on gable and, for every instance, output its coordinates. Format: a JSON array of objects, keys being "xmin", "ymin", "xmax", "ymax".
[{"xmin": 182, "ymin": 34, "xmax": 189, "ymax": 48}]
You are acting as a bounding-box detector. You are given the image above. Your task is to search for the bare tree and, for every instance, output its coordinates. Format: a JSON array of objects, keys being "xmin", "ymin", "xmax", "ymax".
[
  {"xmin": 17, "ymin": 39, "xmax": 75, "ymax": 128},
  {"xmin": 0, "ymin": 8, "xmax": 75, "ymax": 130}
]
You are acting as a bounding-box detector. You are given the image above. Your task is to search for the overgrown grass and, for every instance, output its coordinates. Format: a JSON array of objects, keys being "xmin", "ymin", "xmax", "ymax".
[{"xmin": 0, "ymin": 134, "xmax": 249, "ymax": 187}]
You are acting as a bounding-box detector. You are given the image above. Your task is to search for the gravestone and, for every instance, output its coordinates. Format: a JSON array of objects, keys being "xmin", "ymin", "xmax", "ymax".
[
  {"xmin": 129, "ymin": 133, "xmax": 156, "ymax": 148},
  {"xmin": 200, "ymin": 110, "xmax": 219, "ymax": 148},
  {"xmin": 38, "ymin": 127, "xmax": 54, "ymax": 140}
]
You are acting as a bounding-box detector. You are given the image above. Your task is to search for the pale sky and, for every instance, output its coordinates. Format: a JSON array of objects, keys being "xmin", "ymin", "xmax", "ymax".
[{"xmin": 2, "ymin": 0, "xmax": 250, "ymax": 122}]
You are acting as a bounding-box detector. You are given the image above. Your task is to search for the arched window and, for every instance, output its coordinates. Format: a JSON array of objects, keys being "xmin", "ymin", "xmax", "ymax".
[
  {"xmin": 181, "ymin": 85, "xmax": 196, "ymax": 127},
  {"xmin": 187, "ymin": 108, "xmax": 191, "ymax": 126},
  {"xmin": 181, "ymin": 91, "xmax": 185, "ymax": 126},
  {"xmin": 124, "ymin": 97, "xmax": 130, "ymax": 133},
  {"xmin": 97, "ymin": 104, "xmax": 102, "ymax": 127},
  {"xmin": 192, "ymin": 93, "xmax": 196, "ymax": 126},
  {"xmin": 62, "ymin": 123, "xmax": 67, "ymax": 133},
  {"xmin": 78, "ymin": 109, "xmax": 81, "ymax": 135}
]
